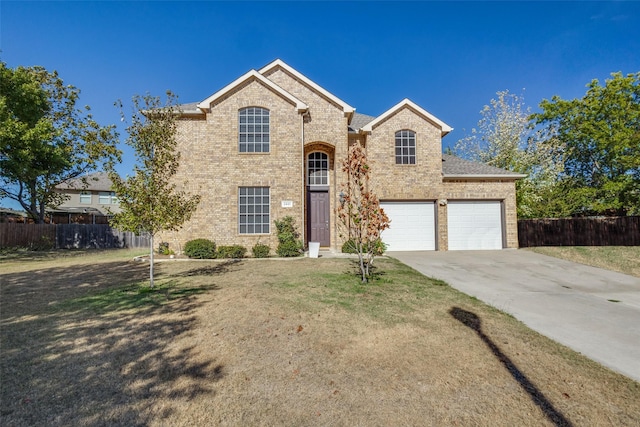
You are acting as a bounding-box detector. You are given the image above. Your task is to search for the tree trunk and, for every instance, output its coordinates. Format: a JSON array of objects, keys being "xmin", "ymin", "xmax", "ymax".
[{"xmin": 149, "ymin": 233, "xmax": 155, "ymax": 288}]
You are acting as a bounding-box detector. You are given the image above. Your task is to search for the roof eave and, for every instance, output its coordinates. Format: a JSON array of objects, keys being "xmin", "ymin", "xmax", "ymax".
[
  {"xmin": 443, "ymin": 173, "xmax": 527, "ymax": 180},
  {"xmin": 361, "ymin": 98, "xmax": 453, "ymax": 137}
]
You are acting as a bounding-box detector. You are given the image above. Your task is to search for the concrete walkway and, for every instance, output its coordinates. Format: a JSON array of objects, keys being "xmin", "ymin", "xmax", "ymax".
[{"xmin": 390, "ymin": 250, "xmax": 640, "ymax": 383}]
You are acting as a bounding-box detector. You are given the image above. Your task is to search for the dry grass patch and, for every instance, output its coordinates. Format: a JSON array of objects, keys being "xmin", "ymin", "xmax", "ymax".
[
  {"xmin": 526, "ymin": 246, "xmax": 640, "ymax": 278},
  {"xmin": 1, "ymin": 251, "xmax": 639, "ymax": 426}
]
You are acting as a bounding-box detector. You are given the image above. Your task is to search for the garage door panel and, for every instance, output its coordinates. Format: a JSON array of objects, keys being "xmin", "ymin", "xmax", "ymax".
[
  {"xmin": 381, "ymin": 202, "xmax": 435, "ymax": 251},
  {"xmin": 448, "ymin": 201, "xmax": 503, "ymax": 250}
]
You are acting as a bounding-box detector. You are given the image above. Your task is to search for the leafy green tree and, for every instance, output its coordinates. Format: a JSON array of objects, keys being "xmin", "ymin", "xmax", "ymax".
[
  {"xmin": 533, "ymin": 72, "xmax": 640, "ymax": 216},
  {"xmin": 0, "ymin": 62, "xmax": 120, "ymax": 222},
  {"xmin": 337, "ymin": 142, "xmax": 390, "ymax": 282},
  {"xmin": 453, "ymin": 90, "xmax": 565, "ymax": 218},
  {"xmin": 108, "ymin": 92, "xmax": 200, "ymax": 287}
]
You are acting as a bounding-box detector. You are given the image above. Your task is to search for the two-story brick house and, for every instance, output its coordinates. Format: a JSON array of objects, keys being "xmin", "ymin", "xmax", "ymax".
[
  {"xmin": 52, "ymin": 172, "xmax": 121, "ymax": 224},
  {"xmin": 158, "ymin": 59, "xmax": 524, "ymax": 253}
]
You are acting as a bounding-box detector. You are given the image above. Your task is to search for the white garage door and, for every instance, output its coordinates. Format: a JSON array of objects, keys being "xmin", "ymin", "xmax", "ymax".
[
  {"xmin": 447, "ymin": 201, "xmax": 503, "ymax": 250},
  {"xmin": 380, "ymin": 202, "xmax": 436, "ymax": 251}
]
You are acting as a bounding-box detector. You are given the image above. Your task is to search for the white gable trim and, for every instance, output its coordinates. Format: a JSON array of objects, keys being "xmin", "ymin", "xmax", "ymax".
[
  {"xmin": 197, "ymin": 69, "xmax": 308, "ymax": 112},
  {"xmin": 259, "ymin": 59, "xmax": 355, "ymax": 117},
  {"xmin": 361, "ymin": 98, "xmax": 453, "ymax": 137}
]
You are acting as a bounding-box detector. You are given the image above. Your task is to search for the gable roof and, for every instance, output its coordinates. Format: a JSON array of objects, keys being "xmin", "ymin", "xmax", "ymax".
[
  {"xmin": 442, "ymin": 154, "xmax": 526, "ymax": 179},
  {"xmin": 361, "ymin": 98, "xmax": 453, "ymax": 137},
  {"xmin": 259, "ymin": 59, "xmax": 355, "ymax": 117},
  {"xmin": 56, "ymin": 172, "xmax": 115, "ymax": 191},
  {"xmin": 197, "ymin": 69, "xmax": 309, "ymax": 112}
]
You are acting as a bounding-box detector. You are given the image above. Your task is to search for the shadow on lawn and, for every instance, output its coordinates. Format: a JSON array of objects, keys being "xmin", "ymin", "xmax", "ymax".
[
  {"xmin": 450, "ymin": 307, "xmax": 573, "ymax": 427},
  {"xmin": 0, "ymin": 260, "xmax": 150, "ymax": 319},
  {"xmin": 174, "ymin": 259, "xmax": 243, "ymax": 277},
  {"xmin": 0, "ymin": 260, "xmax": 224, "ymax": 426}
]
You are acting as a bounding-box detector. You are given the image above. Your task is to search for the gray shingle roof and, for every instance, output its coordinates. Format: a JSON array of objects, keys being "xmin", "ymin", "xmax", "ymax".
[
  {"xmin": 56, "ymin": 172, "xmax": 115, "ymax": 191},
  {"xmin": 442, "ymin": 154, "xmax": 526, "ymax": 178},
  {"xmin": 349, "ymin": 112, "xmax": 376, "ymax": 133}
]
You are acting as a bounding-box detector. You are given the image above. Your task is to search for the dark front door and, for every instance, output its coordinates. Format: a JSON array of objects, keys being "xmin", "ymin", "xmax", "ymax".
[{"xmin": 308, "ymin": 191, "xmax": 330, "ymax": 246}]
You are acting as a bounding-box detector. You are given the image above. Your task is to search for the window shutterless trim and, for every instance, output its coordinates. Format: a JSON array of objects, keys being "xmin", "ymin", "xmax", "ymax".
[
  {"xmin": 238, "ymin": 187, "xmax": 270, "ymax": 234},
  {"xmin": 239, "ymin": 107, "xmax": 270, "ymax": 153},
  {"xmin": 79, "ymin": 191, "xmax": 92, "ymax": 204},
  {"xmin": 307, "ymin": 152, "xmax": 329, "ymax": 186},
  {"xmin": 395, "ymin": 130, "xmax": 416, "ymax": 164}
]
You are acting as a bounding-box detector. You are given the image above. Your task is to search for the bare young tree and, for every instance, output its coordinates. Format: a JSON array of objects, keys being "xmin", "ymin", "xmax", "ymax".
[{"xmin": 337, "ymin": 142, "xmax": 390, "ymax": 283}]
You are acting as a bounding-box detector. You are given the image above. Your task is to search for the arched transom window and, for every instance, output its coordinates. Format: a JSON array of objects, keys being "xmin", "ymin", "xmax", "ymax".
[
  {"xmin": 395, "ymin": 130, "xmax": 416, "ymax": 164},
  {"xmin": 307, "ymin": 152, "xmax": 329, "ymax": 186},
  {"xmin": 239, "ymin": 107, "xmax": 270, "ymax": 153}
]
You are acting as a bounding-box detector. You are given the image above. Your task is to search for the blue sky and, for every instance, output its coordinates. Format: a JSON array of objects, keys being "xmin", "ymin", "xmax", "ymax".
[{"xmin": 1, "ymin": 1, "xmax": 639, "ymax": 198}]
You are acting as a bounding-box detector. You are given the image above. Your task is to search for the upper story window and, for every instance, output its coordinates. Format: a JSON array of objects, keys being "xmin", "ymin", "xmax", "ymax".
[
  {"xmin": 239, "ymin": 107, "xmax": 270, "ymax": 153},
  {"xmin": 307, "ymin": 152, "xmax": 329, "ymax": 186},
  {"xmin": 79, "ymin": 191, "xmax": 92, "ymax": 204},
  {"xmin": 99, "ymin": 191, "xmax": 118, "ymax": 205},
  {"xmin": 395, "ymin": 130, "xmax": 416, "ymax": 164}
]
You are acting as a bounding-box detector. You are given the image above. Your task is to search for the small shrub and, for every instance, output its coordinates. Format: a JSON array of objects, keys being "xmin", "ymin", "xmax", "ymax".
[
  {"xmin": 275, "ymin": 216, "xmax": 303, "ymax": 257},
  {"xmin": 158, "ymin": 242, "xmax": 170, "ymax": 255},
  {"xmin": 277, "ymin": 240, "xmax": 304, "ymax": 257},
  {"xmin": 341, "ymin": 238, "xmax": 386, "ymax": 255},
  {"xmin": 217, "ymin": 245, "xmax": 247, "ymax": 259},
  {"xmin": 342, "ymin": 239, "xmax": 358, "ymax": 254},
  {"xmin": 252, "ymin": 243, "xmax": 271, "ymax": 258},
  {"xmin": 184, "ymin": 238, "xmax": 216, "ymax": 259},
  {"xmin": 29, "ymin": 235, "xmax": 54, "ymax": 251}
]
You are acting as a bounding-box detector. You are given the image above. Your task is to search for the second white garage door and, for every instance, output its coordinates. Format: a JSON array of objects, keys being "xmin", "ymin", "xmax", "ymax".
[
  {"xmin": 447, "ymin": 201, "xmax": 503, "ymax": 250},
  {"xmin": 380, "ymin": 202, "xmax": 436, "ymax": 251}
]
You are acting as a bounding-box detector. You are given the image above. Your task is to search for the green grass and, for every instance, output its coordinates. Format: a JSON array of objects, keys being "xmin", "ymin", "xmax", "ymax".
[
  {"xmin": 273, "ymin": 258, "xmax": 476, "ymax": 325},
  {"xmin": 56, "ymin": 280, "xmax": 214, "ymax": 314}
]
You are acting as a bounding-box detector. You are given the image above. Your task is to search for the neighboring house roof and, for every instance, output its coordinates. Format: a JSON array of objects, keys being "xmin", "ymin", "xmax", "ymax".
[
  {"xmin": 361, "ymin": 98, "xmax": 453, "ymax": 137},
  {"xmin": 0, "ymin": 208, "xmax": 27, "ymax": 217},
  {"xmin": 197, "ymin": 69, "xmax": 309, "ymax": 113},
  {"xmin": 348, "ymin": 112, "xmax": 376, "ymax": 133},
  {"xmin": 259, "ymin": 59, "xmax": 355, "ymax": 117},
  {"xmin": 56, "ymin": 172, "xmax": 115, "ymax": 191},
  {"xmin": 442, "ymin": 154, "xmax": 527, "ymax": 179}
]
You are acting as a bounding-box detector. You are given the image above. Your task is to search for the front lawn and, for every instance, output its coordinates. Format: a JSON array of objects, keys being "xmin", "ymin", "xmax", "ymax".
[{"xmin": 1, "ymin": 250, "xmax": 638, "ymax": 425}]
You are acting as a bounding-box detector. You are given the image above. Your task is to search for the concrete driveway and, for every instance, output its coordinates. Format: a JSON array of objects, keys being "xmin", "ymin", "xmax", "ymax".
[{"xmin": 390, "ymin": 250, "xmax": 640, "ymax": 383}]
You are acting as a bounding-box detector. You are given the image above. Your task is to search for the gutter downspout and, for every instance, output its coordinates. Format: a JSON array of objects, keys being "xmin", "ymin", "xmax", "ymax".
[{"xmin": 301, "ymin": 110, "xmax": 307, "ymax": 247}]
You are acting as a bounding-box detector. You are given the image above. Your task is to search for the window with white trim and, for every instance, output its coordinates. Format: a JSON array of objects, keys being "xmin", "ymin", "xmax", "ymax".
[
  {"xmin": 239, "ymin": 107, "xmax": 270, "ymax": 153},
  {"xmin": 239, "ymin": 187, "xmax": 270, "ymax": 234},
  {"xmin": 80, "ymin": 191, "xmax": 92, "ymax": 204},
  {"xmin": 99, "ymin": 191, "xmax": 118, "ymax": 204},
  {"xmin": 307, "ymin": 152, "xmax": 329, "ymax": 186},
  {"xmin": 395, "ymin": 130, "xmax": 416, "ymax": 164}
]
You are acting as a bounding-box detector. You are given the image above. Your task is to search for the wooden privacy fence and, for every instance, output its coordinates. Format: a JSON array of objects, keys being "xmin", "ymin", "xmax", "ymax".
[
  {"xmin": 0, "ymin": 223, "xmax": 56, "ymax": 248},
  {"xmin": 0, "ymin": 223, "xmax": 150, "ymax": 249},
  {"xmin": 518, "ymin": 216, "xmax": 640, "ymax": 247}
]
